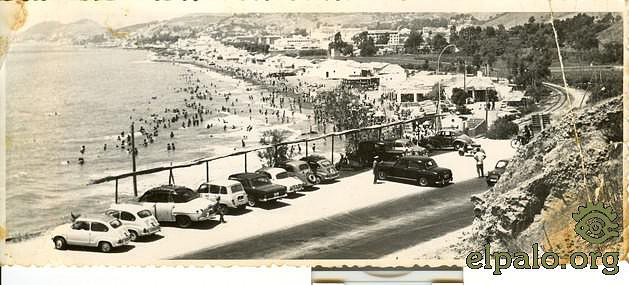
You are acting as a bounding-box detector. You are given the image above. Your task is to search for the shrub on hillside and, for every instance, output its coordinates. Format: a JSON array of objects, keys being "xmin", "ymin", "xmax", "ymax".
[{"xmin": 487, "ymin": 117, "xmax": 519, "ymax": 139}]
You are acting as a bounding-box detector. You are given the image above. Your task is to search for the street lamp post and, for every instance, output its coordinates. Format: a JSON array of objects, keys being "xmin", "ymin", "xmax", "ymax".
[{"xmin": 436, "ymin": 44, "xmax": 458, "ymax": 131}]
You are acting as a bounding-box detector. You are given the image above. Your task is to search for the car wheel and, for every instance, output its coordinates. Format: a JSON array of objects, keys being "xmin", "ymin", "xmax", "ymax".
[
  {"xmin": 377, "ymin": 171, "xmax": 387, "ymax": 180},
  {"xmin": 453, "ymin": 142, "xmax": 464, "ymax": 151},
  {"xmin": 99, "ymin": 241, "xmax": 113, "ymax": 253},
  {"xmin": 307, "ymin": 174, "xmax": 317, "ymax": 184},
  {"xmin": 314, "ymin": 176, "xmax": 322, "ymax": 184},
  {"xmin": 417, "ymin": 177, "xmax": 429, "ymax": 187},
  {"xmin": 128, "ymin": 230, "xmax": 138, "ymax": 242},
  {"xmin": 175, "ymin": 215, "xmax": 192, "ymax": 228},
  {"xmin": 53, "ymin": 237, "xmax": 67, "ymax": 250},
  {"xmin": 247, "ymin": 199, "xmax": 257, "ymax": 207}
]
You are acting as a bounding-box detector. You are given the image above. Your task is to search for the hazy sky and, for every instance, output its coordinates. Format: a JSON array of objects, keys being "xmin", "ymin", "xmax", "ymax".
[{"xmin": 16, "ymin": 0, "xmax": 624, "ymax": 30}]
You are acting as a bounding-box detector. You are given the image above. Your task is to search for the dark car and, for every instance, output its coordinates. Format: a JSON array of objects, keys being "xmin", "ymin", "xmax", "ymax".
[
  {"xmin": 354, "ymin": 140, "xmax": 405, "ymax": 167},
  {"xmin": 420, "ymin": 130, "xmax": 479, "ymax": 151},
  {"xmin": 376, "ymin": 156, "xmax": 453, "ymax": 187},
  {"xmin": 300, "ymin": 155, "xmax": 339, "ymax": 184},
  {"xmin": 486, "ymin": 159, "xmax": 510, "ymax": 186},
  {"xmin": 228, "ymin": 173, "xmax": 287, "ymax": 207},
  {"xmin": 276, "ymin": 160, "xmax": 316, "ymax": 187}
]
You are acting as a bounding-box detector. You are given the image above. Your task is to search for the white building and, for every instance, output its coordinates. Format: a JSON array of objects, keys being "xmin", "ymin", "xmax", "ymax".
[{"xmin": 271, "ymin": 35, "xmax": 321, "ymax": 51}]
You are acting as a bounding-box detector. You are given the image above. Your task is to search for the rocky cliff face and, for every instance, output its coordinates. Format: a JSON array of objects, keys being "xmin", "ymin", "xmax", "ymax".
[{"xmin": 461, "ymin": 96, "xmax": 623, "ymax": 255}]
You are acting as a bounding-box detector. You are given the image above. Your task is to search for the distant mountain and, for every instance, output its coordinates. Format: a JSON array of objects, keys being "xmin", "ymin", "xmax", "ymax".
[
  {"xmin": 597, "ymin": 20, "xmax": 623, "ymax": 44},
  {"xmin": 17, "ymin": 19, "xmax": 108, "ymax": 43}
]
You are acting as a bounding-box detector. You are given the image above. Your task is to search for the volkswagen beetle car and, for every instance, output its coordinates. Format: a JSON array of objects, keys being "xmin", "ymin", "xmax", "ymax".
[
  {"xmin": 105, "ymin": 203, "xmax": 160, "ymax": 241},
  {"xmin": 256, "ymin": 167, "xmax": 305, "ymax": 194},
  {"xmin": 228, "ymin": 173, "xmax": 287, "ymax": 207},
  {"xmin": 376, "ymin": 156, "xmax": 453, "ymax": 186},
  {"xmin": 276, "ymin": 160, "xmax": 316, "ymax": 187},
  {"xmin": 300, "ymin": 155, "xmax": 339, "ymax": 183},
  {"xmin": 51, "ymin": 214, "xmax": 131, "ymax": 253},
  {"xmin": 138, "ymin": 185, "xmax": 215, "ymax": 228},
  {"xmin": 197, "ymin": 179, "xmax": 249, "ymax": 213},
  {"xmin": 486, "ymin": 159, "xmax": 510, "ymax": 186}
]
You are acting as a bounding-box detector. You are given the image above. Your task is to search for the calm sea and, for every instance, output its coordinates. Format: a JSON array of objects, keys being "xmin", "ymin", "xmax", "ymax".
[{"xmin": 5, "ymin": 45, "xmax": 312, "ymax": 239}]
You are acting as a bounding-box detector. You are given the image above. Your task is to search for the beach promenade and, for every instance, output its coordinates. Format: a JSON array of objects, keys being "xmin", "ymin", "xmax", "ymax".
[{"xmin": 3, "ymin": 138, "xmax": 513, "ymax": 264}]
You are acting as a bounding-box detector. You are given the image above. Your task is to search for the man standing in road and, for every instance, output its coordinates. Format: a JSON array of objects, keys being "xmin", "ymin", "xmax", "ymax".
[
  {"xmin": 213, "ymin": 196, "xmax": 226, "ymax": 223},
  {"xmin": 473, "ymin": 148, "xmax": 486, "ymax": 177},
  {"xmin": 373, "ymin": 156, "xmax": 380, "ymax": 184}
]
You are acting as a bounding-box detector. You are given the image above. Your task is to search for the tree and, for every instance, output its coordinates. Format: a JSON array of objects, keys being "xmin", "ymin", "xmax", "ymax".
[
  {"xmin": 257, "ymin": 129, "xmax": 296, "ymax": 167},
  {"xmin": 451, "ymin": 88, "xmax": 468, "ymax": 105},
  {"xmin": 293, "ymin": 28, "xmax": 308, "ymax": 37},
  {"xmin": 404, "ymin": 30, "xmax": 423, "ymax": 54},
  {"xmin": 487, "ymin": 117, "xmax": 519, "ymax": 139},
  {"xmin": 352, "ymin": 31, "xmax": 378, "ymax": 57},
  {"xmin": 328, "ymin": 32, "xmax": 354, "ymax": 56},
  {"xmin": 431, "ymin": 34, "xmax": 449, "ymax": 52}
]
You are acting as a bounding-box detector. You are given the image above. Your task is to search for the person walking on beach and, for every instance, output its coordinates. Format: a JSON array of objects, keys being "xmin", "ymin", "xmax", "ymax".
[
  {"xmin": 372, "ymin": 156, "xmax": 380, "ymax": 184},
  {"xmin": 473, "ymin": 148, "xmax": 486, "ymax": 177}
]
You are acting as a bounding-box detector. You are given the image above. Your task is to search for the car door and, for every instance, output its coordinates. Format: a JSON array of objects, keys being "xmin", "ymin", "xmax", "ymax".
[
  {"xmin": 219, "ymin": 186, "xmax": 230, "ymax": 205},
  {"xmin": 153, "ymin": 191, "xmax": 175, "ymax": 222},
  {"xmin": 89, "ymin": 222, "xmax": 109, "ymax": 246},
  {"xmin": 407, "ymin": 160, "xmax": 423, "ymax": 180},
  {"xmin": 138, "ymin": 192, "xmax": 156, "ymax": 215},
  {"xmin": 391, "ymin": 160, "xmax": 408, "ymax": 178},
  {"xmin": 67, "ymin": 221, "xmax": 90, "ymax": 245},
  {"xmin": 207, "ymin": 184, "xmax": 221, "ymax": 203}
]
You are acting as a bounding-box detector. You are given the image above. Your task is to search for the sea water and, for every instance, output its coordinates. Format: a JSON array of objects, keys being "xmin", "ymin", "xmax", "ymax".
[{"xmin": 5, "ymin": 45, "xmax": 313, "ymax": 239}]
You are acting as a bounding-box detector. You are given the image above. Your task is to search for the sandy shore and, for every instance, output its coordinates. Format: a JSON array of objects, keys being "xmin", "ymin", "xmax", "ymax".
[{"xmin": 3, "ymin": 138, "xmax": 513, "ymax": 265}]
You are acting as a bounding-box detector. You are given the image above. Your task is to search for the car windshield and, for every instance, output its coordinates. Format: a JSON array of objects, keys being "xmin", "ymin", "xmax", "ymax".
[
  {"xmin": 137, "ymin": 210, "xmax": 152, "ymax": 218},
  {"xmin": 318, "ymin": 160, "xmax": 332, "ymax": 167},
  {"xmin": 109, "ymin": 219, "xmax": 122, "ymax": 229},
  {"xmin": 425, "ymin": 159, "xmax": 438, "ymax": 169},
  {"xmin": 276, "ymin": 171, "xmax": 292, "ymax": 179},
  {"xmin": 252, "ymin": 177, "xmax": 271, "ymax": 186},
  {"xmin": 496, "ymin": 161, "xmax": 508, "ymax": 168},
  {"xmin": 174, "ymin": 188, "xmax": 200, "ymax": 203}
]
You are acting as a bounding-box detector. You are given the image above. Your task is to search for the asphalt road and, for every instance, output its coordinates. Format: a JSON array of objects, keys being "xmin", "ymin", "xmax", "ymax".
[{"xmin": 176, "ymin": 176, "xmax": 489, "ymax": 259}]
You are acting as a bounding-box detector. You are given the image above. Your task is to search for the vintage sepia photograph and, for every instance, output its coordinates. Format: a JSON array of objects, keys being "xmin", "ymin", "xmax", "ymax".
[{"xmin": 0, "ymin": 0, "xmax": 625, "ymax": 266}]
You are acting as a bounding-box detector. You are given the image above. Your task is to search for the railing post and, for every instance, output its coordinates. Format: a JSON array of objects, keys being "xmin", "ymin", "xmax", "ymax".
[
  {"xmin": 331, "ymin": 135, "xmax": 335, "ymax": 164},
  {"xmin": 244, "ymin": 152, "xmax": 248, "ymax": 172},
  {"xmin": 305, "ymin": 140, "xmax": 309, "ymax": 157},
  {"xmin": 205, "ymin": 161, "xmax": 209, "ymax": 182},
  {"xmin": 115, "ymin": 179, "xmax": 119, "ymax": 204},
  {"xmin": 131, "ymin": 123, "xmax": 138, "ymax": 197}
]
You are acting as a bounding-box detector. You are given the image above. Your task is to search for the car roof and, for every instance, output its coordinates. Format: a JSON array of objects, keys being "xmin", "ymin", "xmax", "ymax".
[
  {"xmin": 301, "ymin": 155, "xmax": 328, "ymax": 162},
  {"xmin": 400, "ymin": 155, "xmax": 432, "ymax": 161},
  {"xmin": 108, "ymin": 203, "xmax": 150, "ymax": 212},
  {"xmin": 146, "ymin": 184, "xmax": 193, "ymax": 192},
  {"xmin": 257, "ymin": 167, "xmax": 287, "ymax": 176},
  {"xmin": 282, "ymin": 160, "xmax": 307, "ymax": 166},
  {"xmin": 76, "ymin": 214, "xmax": 117, "ymax": 223},
  {"xmin": 204, "ymin": 179, "xmax": 241, "ymax": 187},
  {"xmin": 229, "ymin": 172, "xmax": 264, "ymax": 179}
]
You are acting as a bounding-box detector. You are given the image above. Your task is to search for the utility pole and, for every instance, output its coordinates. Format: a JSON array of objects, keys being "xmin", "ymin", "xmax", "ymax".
[{"xmin": 131, "ymin": 122, "xmax": 138, "ymax": 197}]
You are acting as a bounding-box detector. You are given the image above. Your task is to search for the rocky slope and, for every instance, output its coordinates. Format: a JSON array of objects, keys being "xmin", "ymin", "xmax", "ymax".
[{"xmin": 459, "ymin": 95, "xmax": 623, "ymax": 256}]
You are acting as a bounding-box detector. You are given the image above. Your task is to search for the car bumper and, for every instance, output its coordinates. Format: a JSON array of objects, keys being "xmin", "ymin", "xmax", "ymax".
[
  {"xmin": 320, "ymin": 173, "xmax": 339, "ymax": 181},
  {"xmin": 140, "ymin": 226, "xmax": 161, "ymax": 236},
  {"xmin": 259, "ymin": 193, "xmax": 287, "ymax": 202},
  {"xmin": 435, "ymin": 177, "xmax": 453, "ymax": 185},
  {"xmin": 115, "ymin": 237, "xmax": 132, "ymax": 247}
]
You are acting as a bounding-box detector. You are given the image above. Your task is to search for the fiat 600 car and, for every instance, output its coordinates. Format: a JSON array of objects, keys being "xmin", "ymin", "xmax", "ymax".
[
  {"xmin": 51, "ymin": 214, "xmax": 131, "ymax": 253},
  {"xmin": 105, "ymin": 203, "xmax": 160, "ymax": 241}
]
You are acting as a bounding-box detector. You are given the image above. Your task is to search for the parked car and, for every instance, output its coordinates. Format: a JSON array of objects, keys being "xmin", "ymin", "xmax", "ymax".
[
  {"xmin": 138, "ymin": 185, "xmax": 215, "ymax": 228},
  {"xmin": 376, "ymin": 156, "xmax": 453, "ymax": 187},
  {"xmin": 256, "ymin": 167, "xmax": 305, "ymax": 194},
  {"xmin": 353, "ymin": 141, "xmax": 404, "ymax": 167},
  {"xmin": 197, "ymin": 179, "xmax": 249, "ymax": 213},
  {"xmin": 300, "ymin": 155, "xmax": 340, "ymax": 183},
  {"xmin": 420, "ymin": 130, "xmax": 480, "ymax": 151},
  {"xmin": 387, "ymin": 139, "xmax": 428, "ymax": 156},
  {"xmin": 228, "ymin": 173, "xmax": 287, "ymax": 207},
  {"xmin": 276, "ymin": 160, "xmax": 316, "ymax": 187},
  {"xmin": 51, "ymin": 214, "xmax": 131, "ymax": 252},
  {"xmin": 486, "ymin": 159, "xmax": 510, "ymax": 186},
  {"xmin": 105, "ymin": 203, "xmax": 160, "ymax": 241}
]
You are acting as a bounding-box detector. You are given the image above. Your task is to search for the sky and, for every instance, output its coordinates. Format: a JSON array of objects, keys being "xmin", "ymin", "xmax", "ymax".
[{"xmin": 12, "ymin": 0, "xmax": 625, "ymax": 30}]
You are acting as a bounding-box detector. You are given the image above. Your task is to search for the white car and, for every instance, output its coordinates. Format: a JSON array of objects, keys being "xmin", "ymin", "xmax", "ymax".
[
  {"xmin": 256, "ymin": 167, "xmax": 305, "ymax": 194},
  {"xmin": 197, "ymin": 179, "xmax": 249, "ymax": 213},
  {"xmin": 105, "ymin": 203, "xmax": 161, "ymax": 241},
  {"xmin": 51, "ymin": 214, "xmax": 131, "ymax": 253},
  {"xmin": 138, "ymin": 185, "xmax": 216, "ymax": 228}
]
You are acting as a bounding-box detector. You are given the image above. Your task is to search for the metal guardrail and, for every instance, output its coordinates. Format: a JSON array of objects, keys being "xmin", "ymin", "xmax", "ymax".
[{"xmin": 89, "ymin": 117, "xmax": 431, "ymax": 187}]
